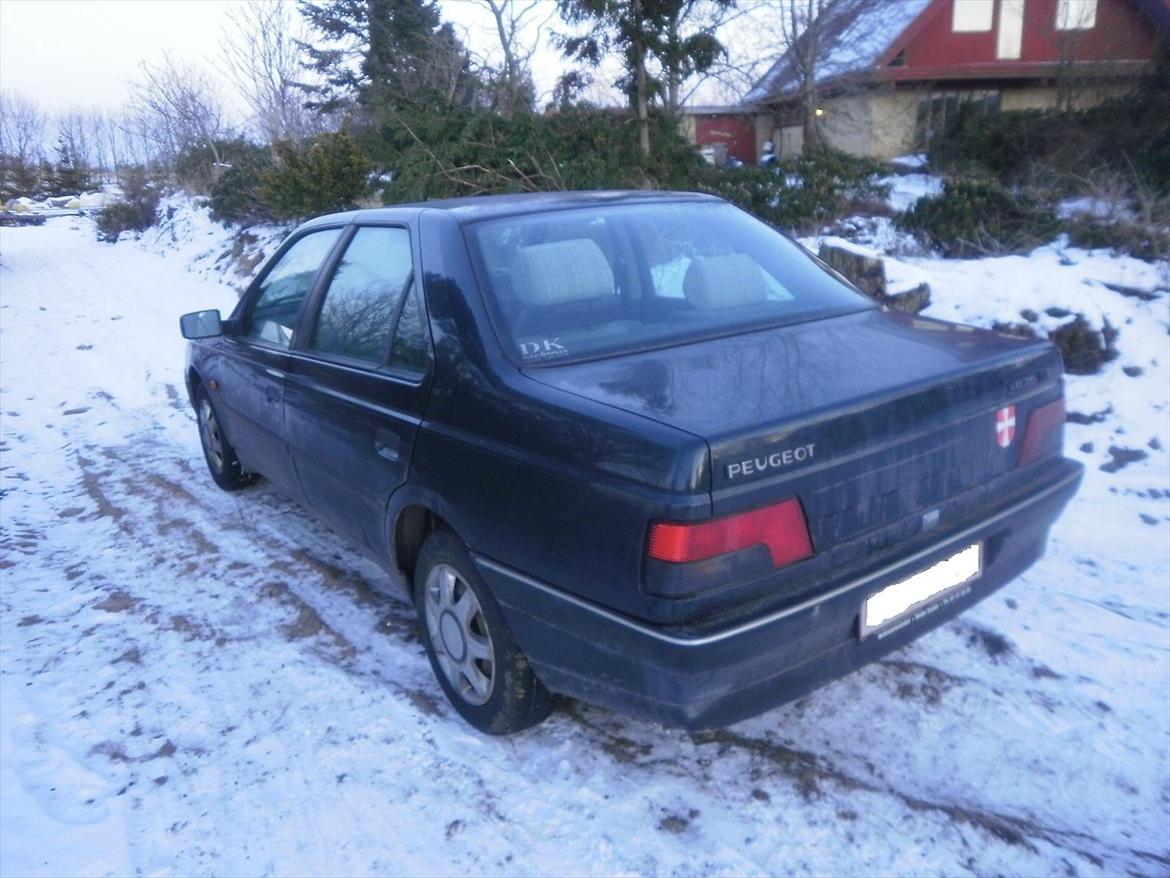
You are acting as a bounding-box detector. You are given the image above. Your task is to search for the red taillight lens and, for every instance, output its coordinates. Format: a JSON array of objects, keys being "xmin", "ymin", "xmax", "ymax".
[
  {"xmin": 1019, "ymin": 397, "xmax": 1066, "ymax": 465},
  {"xmin": 647, "ymin": 498, "xmax": 813, "ymax": 568}
]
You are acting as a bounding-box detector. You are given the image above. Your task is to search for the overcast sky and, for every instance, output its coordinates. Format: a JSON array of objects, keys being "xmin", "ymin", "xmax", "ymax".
[
  {"xmin": 0, "ymin": 0, "xmax": 772, "ymax": 121},
  {"xmin": 0, "ymin": 0, "xmax": 624, "ymax": 115}
]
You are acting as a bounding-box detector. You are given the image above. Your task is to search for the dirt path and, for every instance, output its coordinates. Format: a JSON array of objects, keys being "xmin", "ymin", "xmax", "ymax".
[{"xmin": 2, "ymin": 219, "xmax": 1167, "ymax": 876}]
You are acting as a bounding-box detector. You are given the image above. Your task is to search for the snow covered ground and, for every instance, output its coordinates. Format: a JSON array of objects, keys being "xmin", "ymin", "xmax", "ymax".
[{"xmin": 1, "ymin": 210, "xmax": 1168, "ymax": 877}]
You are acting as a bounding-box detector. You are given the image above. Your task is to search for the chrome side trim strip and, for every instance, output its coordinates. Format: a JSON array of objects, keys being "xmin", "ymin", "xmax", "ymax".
[{"xmin": 474, "ymin": 464, "xmax": 1082, "ymax": 648}]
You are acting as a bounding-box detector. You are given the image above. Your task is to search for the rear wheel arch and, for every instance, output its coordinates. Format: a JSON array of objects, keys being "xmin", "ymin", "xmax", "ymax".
[
  {"xmin": 413, "ymin": 527, "xmax": 554, "ymax": 734},
  {"xmin": 394, "ymin": 503, "xmax": 450, "ymax": 590}
]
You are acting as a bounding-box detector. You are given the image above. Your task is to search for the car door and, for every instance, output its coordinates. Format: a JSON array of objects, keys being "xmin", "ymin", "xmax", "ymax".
[
  {"xmin": 284, "ymin": 222, "xmax": 432, "ymax": 552},
  {"xmin": 218, "ymin": 226, "xmax": 345, "ymax": 497}
]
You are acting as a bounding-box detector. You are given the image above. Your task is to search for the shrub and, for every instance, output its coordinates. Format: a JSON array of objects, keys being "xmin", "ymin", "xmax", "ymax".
[
  {"xmin": 928, "ymin": 50, "xmax": 1170, "ymax": 195},
  {"xmin": 370, "ymin": 108, "xmax": 881, "ymax": 232},
  {"xmin": 208, "ymin": 143, "xmax": 276, "ymax": 226},
  {"xmin": 896, "ymin": 178, "xmax": 1059, "ymax": 257},
  {"xmin": 174, "ymin": 138, "xmax": 267, "ymax": 195},
  {"xmin": 95, "ymin": 168, "xmax": 160, "ymax": 242},
  {"xmin": 378, "ymin": 107, "xmax": 700, "ymax": 202},
  {"xmin": 695, "ymin": 146, "xmax": 889, "ymax": 233},
  {"xmin": 1048, "ymin": 315, "xmax": 1118, "ymax": 375},
  {"xmin": 991, "ymin": 321, "xmax": 1038, "ymax": 339},
  {"xmin": 1063, "ymin": 214, "xmax": 1170, "ymax": 263},
  {"xmin": 259, "ymin": 133, "xmax": 370, "ymax": 220},
  {"xmin": 0, "ymin": 153, "xmax": 42, "ymax": 202}
]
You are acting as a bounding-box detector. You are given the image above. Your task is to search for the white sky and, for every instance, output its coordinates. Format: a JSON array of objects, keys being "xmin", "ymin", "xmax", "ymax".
[
  {"xmin": 0, "ymin": 0, "xmax": 772, "ymax": 118},
  {"xmin": 0, "ymin": 0, "xmax": 611, "ymax": 115}
]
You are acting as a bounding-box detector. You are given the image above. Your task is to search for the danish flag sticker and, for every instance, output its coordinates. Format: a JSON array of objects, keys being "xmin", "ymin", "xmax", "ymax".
[{"xmin": 996, "ymin": 405, "xmax": 1017, "ymax": 448}]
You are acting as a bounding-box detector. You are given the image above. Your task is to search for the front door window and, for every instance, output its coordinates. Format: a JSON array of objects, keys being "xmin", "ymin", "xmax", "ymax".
[{"xmin": 243, "ymin": 228, "xmax": 342, "ymax": 347}]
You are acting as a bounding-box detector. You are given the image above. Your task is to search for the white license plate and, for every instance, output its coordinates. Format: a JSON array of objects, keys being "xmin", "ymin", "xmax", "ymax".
[{"xmin": 861, "ymin": 543, "xmax": 982, "ymax": 637}]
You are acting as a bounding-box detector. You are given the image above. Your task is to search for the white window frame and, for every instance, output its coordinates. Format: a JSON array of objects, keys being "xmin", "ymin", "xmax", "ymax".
[
  {"xmin": 952, "ymin": 0, "xmax": 994, "ymax": 32},
  {"xmin": 1056, "ymin": 0, "xmax": 1098, "ymax": 30}
]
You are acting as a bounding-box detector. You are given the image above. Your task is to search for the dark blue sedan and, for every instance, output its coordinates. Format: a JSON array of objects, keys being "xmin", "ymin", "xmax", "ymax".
[{"xmin": 180, "ymin": 191, "xmax": 1082, "ymax": 734}]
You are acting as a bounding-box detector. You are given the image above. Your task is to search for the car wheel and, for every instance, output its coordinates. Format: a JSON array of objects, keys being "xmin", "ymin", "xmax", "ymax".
[
  {"xmin": 414, "ymin": 529, "xmax": 553, "ymax": 734},
  {"xmin": 194, "ymin": 384, "xmax": 257, "ymax": 492}
]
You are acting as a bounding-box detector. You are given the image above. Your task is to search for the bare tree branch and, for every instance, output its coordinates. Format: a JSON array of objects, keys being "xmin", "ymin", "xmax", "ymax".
[
  {"xmin": 129, "ymin": 54, "xmax": 230, "ymax": 168},
  {"xmin": 220, "ymin": 0, "xmax": 322, "ymax": 144}
]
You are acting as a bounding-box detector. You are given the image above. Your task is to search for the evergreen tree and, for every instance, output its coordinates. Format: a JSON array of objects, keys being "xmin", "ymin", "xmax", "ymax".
[
  {"xmin": 556, "ymin": 0, "xmax": 731, "ymax": 154},
  {"xmin": 49, "ymin": 134, "xmax": 91, "ymax": 194},
  {"xmin": 298, "ymin": 0, "xmax": 480, "ymax": 117}
]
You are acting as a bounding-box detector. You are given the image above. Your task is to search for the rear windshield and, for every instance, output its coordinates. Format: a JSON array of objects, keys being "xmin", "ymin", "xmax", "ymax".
[{"xmin": 464, "ymin": 201, "xmax": 872, "ymax": 365}]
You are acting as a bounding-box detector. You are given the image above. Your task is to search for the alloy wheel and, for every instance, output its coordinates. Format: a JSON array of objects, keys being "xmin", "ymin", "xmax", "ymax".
[
  {"xmin": 424, "ymin": 563, "xmax": 495, "ymax": 705},
  {"xmin": 198, "ymin": 398, "xmax": 225, "ymax": 474}
]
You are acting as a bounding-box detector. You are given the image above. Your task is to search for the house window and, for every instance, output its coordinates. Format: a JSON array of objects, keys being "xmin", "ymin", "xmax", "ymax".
[
  {"xmin": 1056, "ymin": 0, "xmax": 1097, "ymax": 30},
  {"xmin": 916, "ymin": 90, "xmax": 1002, "ymax": 148},
  {"xmin": 952, "ymin": 0, "xmax": 993, "ymax": 32}
]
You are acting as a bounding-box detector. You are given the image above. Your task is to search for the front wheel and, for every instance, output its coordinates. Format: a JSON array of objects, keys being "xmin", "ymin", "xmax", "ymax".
[
  {"xmin": 414, "ymin": 530, "xmax": 553, "ymax": 734},
  {"xmin": 194, "ymin": 384, "xmax": 257, "ymax": 492}
]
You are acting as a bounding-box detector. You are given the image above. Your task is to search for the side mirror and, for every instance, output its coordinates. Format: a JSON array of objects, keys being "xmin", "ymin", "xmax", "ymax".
[{"xmin": 180, "ymin": 309, "xmax": 223, "ymax": 340}]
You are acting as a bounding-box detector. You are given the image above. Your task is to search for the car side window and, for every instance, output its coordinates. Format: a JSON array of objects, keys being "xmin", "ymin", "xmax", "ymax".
[
  {"xmin": 308, "ymin": 226, "xmax": 413, "ymax": 365},
  {"xmin": 244, "ymin": 228, "xmax": 342, "ymax": 348}
]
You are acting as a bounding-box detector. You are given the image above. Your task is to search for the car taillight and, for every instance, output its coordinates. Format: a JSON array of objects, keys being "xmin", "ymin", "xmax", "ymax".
[
  {"xmin": 1019, "ymin": 397, "xmax": 1066, "ymax": 465},
  {"xmin": 648, "ymin": 498, "xmax": 813, "ymax": 568}
]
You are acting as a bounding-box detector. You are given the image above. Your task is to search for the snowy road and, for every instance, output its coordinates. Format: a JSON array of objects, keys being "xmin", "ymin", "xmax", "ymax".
[{"xmin": 2, "ymin": 216, "xmax": 1168, "ymax": 876}]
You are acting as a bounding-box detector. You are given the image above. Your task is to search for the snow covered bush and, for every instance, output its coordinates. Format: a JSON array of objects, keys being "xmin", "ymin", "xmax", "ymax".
[
  {"xmin": 95, "ymin": 168, "xmax": 160, "ymax": 243},
  {"xmin": 896, "ymin": 179, "xmax": 1058, "ymax": 258}
]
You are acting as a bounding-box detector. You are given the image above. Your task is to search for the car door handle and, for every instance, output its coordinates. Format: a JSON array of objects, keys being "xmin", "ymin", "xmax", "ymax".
[{"xmin": 374, "ymin": 426, "xmax": 400, "ymax": 461}]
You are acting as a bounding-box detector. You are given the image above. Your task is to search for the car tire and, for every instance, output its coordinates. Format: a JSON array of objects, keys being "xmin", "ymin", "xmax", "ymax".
[
  {"xmin": 414, "ymin": 529, "xmax": 553, "ymax": 735},
  {"xmin": 194, "ymin": 384, "xmax": 257, "ymax": 492}
]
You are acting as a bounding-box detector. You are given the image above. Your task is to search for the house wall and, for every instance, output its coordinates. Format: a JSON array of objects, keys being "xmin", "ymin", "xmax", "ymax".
[
  {"xmin": 869, "ymin": 91, "xmax": 922, "ymax": 159},
  {"xmin": 819, "ymin": 95, "xmax": 873, "ymax": 157},
  {"xmin": 998, "ymin": 82, "xmax": 1135, "ymax": 111},
  {"xmin": 770, "ymin": 77, "xmax": 1134, "ymax": 162},
  {"xmin": 778, "ymin": 125, "xmax": 803, "ymax": 158},
  {"xmin": 896, "ymin": 0, "xmax": 1158, "ymax": 71},
  {"xmin": 754, "ymin": 113, "xmax": 775, "ymax": 160}
]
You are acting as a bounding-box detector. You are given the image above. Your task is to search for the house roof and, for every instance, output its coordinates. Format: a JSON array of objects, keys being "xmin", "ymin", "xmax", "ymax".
[{"xmin": 744, "ymin": 0, "xmax": 932, "ymax": 103}]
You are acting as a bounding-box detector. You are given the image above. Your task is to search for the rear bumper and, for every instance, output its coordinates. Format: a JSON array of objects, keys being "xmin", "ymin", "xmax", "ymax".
[{"xmin": 475, "ymin": 458, "xmax": 1083, "ymax": 730}]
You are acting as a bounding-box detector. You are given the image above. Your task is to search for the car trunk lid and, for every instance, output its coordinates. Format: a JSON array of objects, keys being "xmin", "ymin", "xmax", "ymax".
[{"xmin": 525, "ymin": 309, "xmax": 1064, "ymax": 550}]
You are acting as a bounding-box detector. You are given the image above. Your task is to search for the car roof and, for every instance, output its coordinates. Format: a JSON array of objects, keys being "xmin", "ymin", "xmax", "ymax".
[{"xmin": 298, "ymin": 190, "xmax": 724, "ymax": 230}]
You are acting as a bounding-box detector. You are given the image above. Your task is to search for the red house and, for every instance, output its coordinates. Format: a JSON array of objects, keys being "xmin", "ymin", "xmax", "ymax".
[{"xmin": 733, "ymin": 0, "xmax": 1169, "ymax": 160}]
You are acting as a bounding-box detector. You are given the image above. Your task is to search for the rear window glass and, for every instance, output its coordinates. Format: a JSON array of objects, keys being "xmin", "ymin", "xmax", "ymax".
[{"xmin": 465, "ymin": 202, "xmax": 871, "ymax": 365}]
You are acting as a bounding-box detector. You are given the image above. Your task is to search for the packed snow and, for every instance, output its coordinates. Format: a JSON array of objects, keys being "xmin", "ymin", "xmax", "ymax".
[
  {"xmin": 1, "ymin": 204, "xmax": 1168, "ymax": 876},
  {"xmin": 881, "ymin": 172, "xmax": 945, "ymax": 213}
]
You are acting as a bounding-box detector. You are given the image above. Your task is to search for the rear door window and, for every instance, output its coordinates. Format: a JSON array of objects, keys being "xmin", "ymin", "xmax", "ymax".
[
  {"xmin": 307, "ymin": 226, "xmax": 416, "ymax": 367},
  {"xmin": 243, "ymin": 228, "xmax": 342, "ymax": 348}
]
